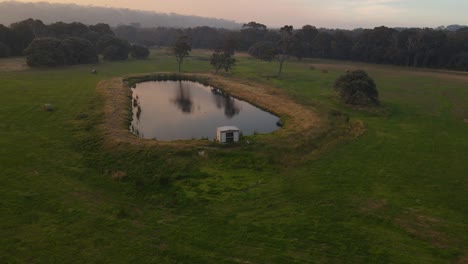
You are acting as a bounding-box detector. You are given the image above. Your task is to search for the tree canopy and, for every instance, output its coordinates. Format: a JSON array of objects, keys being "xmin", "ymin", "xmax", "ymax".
[
  {"xmin": 60, "ymin": 37, "xmax": 98, "ymax": 64},
  {"xmin": 24, "ymin": 37, "xmax": 65, "ymax": 67},
  {"xmin": 24, "ymin": 36, "xmax": 98, "ymax": 67},
  {"xmin": 0, "ymin": 19, "xmax": 115, "ymax": 57},
  {"xmin": 97, "ymin": 35, "xmax": 131, "ymax": 61}
]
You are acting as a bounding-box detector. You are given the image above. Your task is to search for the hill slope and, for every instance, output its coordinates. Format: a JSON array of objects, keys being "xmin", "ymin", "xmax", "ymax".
[{"xmin": 0, "ymin": 1, "xmax": 241, "ymax": 29}]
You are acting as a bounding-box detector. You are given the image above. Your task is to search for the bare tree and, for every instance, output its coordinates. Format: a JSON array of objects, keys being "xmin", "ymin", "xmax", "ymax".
[{"xmin": 277, "ymin": 25, "xmax": 294, "ymax": 78}]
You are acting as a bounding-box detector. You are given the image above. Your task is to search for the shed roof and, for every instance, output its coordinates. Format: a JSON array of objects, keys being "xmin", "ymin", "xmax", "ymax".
[{"xmin": 217, "ymin": 126, "xmax": 240, "ymax": 132}]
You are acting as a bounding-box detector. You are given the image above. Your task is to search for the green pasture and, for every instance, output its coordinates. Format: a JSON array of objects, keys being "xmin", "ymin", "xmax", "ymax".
[{"xmin": 0, "ymin": 49, "xmax": 467, "ymax": 263}]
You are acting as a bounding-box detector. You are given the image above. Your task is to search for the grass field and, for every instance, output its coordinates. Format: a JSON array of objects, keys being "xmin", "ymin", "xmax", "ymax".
[{"xmin": 1, "ymin": 49, "xmax": 467, "ymax": 263}]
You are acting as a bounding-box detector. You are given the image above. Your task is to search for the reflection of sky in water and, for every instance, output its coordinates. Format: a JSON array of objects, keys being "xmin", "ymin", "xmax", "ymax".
[{"xmin": 130, "ymin": 81, "xmax": 280, "ymax": 141}]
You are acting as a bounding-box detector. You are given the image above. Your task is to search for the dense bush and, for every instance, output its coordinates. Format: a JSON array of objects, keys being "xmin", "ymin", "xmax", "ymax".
[
  {"xmin": 130, "ymin": 44, "xmax": 150, "ymax": 59},
  {"xmin": 24, "ymin": 37, "xmax": 65, "ymax": 67},
  {"xmin": 334, "ymin": 70, "xmax": 380, "ymax": 106},
  {"xmin": 97, "ymin": 36, "xmax": 130, "ymax": 61}
]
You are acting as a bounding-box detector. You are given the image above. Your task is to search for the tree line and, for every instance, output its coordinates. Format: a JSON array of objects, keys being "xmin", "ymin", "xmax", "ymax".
[
  {"xmin": 115, "ymin": 22, "xmax": 468, "ymax": 71},
  {"xmin": 0, "ymin": 18, "xmax": 149, "ymax": 66},
  {"xmin": 1, "ymin": 18, "xmax": 467, "ymax": 71}
]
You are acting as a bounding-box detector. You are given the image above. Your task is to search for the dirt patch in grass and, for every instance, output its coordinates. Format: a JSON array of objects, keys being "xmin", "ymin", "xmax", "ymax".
[
  {"xmin": 96, "ymin": 73, "xmax": 331, "ymax": 148},
  {"xmin": 458, "ymin": 252, "xmax": 468, "ymax": 264},
  {"xmin": 111, "ymin": 171, "xmax": 127, "ymax": 182},
  {"xmin": 0, "ymin": 57, "xmax": 29, "ymax": 72},
  {"xmin": 394, "ymin": 210, "xmax": 454, "ymax": 249},
  {"xmin": 358, "ymin": 200, "xmax": 460, "ymax": 250},
  {"xmin": 359, "ymin": 199, "xmax": 388, "ymax": 213}
]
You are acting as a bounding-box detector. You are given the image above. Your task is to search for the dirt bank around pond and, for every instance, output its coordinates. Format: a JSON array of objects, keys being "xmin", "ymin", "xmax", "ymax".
[{"xmin": 96, "ymin": 73, "xmax": 356, "ymax": 148}]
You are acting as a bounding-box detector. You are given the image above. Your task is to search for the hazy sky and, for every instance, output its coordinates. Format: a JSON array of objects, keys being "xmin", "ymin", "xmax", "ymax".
[{"xmin": 4, "ymin": 0, "xmax": 468, "ymax": 28}]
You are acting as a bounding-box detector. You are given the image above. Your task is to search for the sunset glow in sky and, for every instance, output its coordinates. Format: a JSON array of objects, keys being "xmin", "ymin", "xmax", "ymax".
[{"xmin": 2, "ymin": 0, "xmax": 468, "ymax": 28}]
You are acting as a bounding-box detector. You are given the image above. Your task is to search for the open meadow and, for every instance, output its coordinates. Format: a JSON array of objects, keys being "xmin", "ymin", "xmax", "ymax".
[{"xmin": 1, "ymin": 49, "xmax": 467, "ymax": 263}]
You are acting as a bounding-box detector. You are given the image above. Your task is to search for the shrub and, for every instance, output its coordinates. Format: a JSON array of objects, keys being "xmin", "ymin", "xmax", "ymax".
[
  {"xmin": 334, "ymin": 70, "xmax": 380, "ymax": 106},
  {"xmin": 131, "ymin": 44, "xmax": 150, "ymax": 59}
]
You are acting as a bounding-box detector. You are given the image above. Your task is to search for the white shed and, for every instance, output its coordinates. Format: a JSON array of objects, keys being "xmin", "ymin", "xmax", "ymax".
[{"xmin": 216, "ymin": 126, "xmax": 240, "ymax": 143}]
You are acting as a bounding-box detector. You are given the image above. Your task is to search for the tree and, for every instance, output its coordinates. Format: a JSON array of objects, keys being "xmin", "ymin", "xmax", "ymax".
[
  {"xmin": 353, "ymin": 26, "xmax": 397, "ymax": 63},
  {"xmin": 0, "ymin": 24, "xmax": 12, "ymax": 51},
  {"xmin": 210, "ymin": 35, "xmax": 237, "ymax": 74},
  {"xmin": 300, "ymin": 25, "xmax": 318, "ymax": 57},
  {"xmin": 276, "ymin": 25, "xmax": 295, "ymax": 77},
  {"xmin": 211, "ymin": 51, "xmax": 236, "ymax": 74},
  {"xmin": 0, "ymin": 41, "xmax": 10, "ymax": 57},
  {"xmin": 131, "ymin": 44, "xmax": 150, "ymax": 59},
  {"xmin": 60, "ymin": 37, "xmax": 98, "ymax": 64},
  {"xmin": 88, "ymin": 23, "xmax": 114, "ymax": 36},
  {"xmin": 248, "ymin": 41, "xmax": 277, "ymax": 61},
  {"xmin": 248, "ymin": 26, "xmax": 300, "ymax": 78},
  {"xmin": 334, "ymin": 70, "xmax": 380, "ymax": 106},
  {"xmin": 448, "ymin": 52, "xmax": 468, "ymax": 71},
  {"xmin": 9, "ymin": 18, "xmax": 48, "ymax": 56},
  {"xmin": 173, "ymin": 35, "xmax": 191, "ymax": 72},
  {"xmin": 114, "ymin": 25, "xmax": 138, "ymax": 41},
  {"xmin": 0, "ymin": 24, "xmax": 11, "ymax": 57},
  {"xmin": 96, "ymin": 35, "xmax": 131, "ymax": 61},
  {"xmin": 85, "ymin": 23, "xmax": 114, "ymax": 44},
  {"xmin": 187, "ymin": 26, "xmax": 223, "ymax": 49},
  {"xmin": 312, "ymin": 32, "xmax": 333, "ymax": 58},
  {"xmin": 24, "ymin": 37, "xmax": 65, "ymax": 67},
  {"xmin": 240, "ymin": 21, "xmax": 268, "ymax": 50},
  {"xmin": 331, "ymin": 30, "xmax": 353, "ymax": 60},
  {"xmin": 48, "ymin": 22, "xmax": 89, "ymax": 39},
  {"xmin": 24, "ymin": 37, "xmax": 98, "ymax": 67}
]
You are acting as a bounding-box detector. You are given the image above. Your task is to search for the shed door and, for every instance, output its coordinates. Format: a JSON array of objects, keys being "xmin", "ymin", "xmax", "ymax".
[{"xmin": 225, "ymin": 132, "xmax": 234, "ymax": 142}]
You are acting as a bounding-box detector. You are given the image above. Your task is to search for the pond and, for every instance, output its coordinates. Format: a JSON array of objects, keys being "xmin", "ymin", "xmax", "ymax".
[{"xmin": 130, "ymin": 80, "xmax": 281, "ymax": 141}]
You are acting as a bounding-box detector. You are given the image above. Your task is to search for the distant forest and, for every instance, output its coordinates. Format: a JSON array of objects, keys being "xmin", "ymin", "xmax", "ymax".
[
  {"xmin": 113, "ymin": 22, "xmax": 468, "ymax": 70},
  {"xmin": 0, "ymin": 18, "xmax": 467, "ymax": 71},
  {"xmin": 0, "ymin": 1, "xmax": 240, "ymax": 29}
]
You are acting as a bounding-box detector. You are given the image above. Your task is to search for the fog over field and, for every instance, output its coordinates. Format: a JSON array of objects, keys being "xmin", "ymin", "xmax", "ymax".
[
  {"xmin": 0, "ymin": 1, "xmax": 241, "ymax": 28},
  {"xmin": 2, "ymin": 0, "xmax": 468, "ymax": 29}
]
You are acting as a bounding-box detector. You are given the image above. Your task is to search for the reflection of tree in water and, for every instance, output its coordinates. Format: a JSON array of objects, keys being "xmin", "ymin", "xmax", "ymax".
[
  {"xmin": 171, "ymin": 81, "xmax": 193, "ymax": 113},
  {"xmin": 211, "ymin": 88, "xmax": 240, "ymax": 118}
]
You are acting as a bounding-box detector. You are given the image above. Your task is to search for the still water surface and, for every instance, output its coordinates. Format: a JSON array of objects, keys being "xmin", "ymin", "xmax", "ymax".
[{"xmin": 130, "ymin": 80, "xmax": 280, "ymax": 140}]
